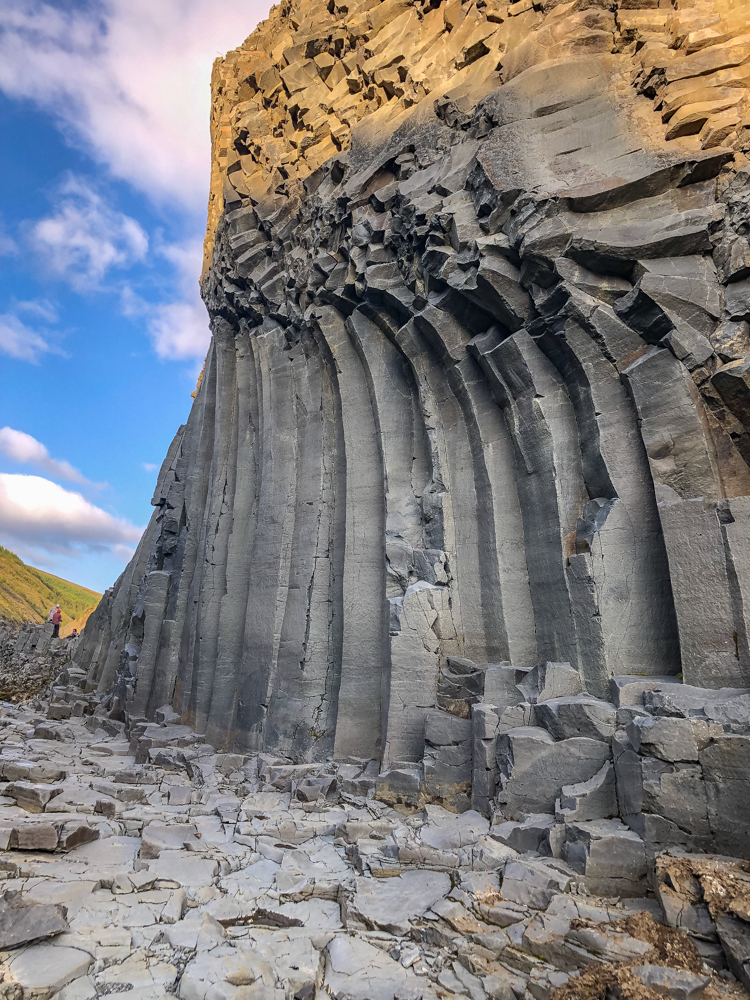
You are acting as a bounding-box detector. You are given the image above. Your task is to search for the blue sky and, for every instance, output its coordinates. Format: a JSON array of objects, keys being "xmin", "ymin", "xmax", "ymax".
[{"xmin": 0, "ymin": 0, "xmax": 269, "ymax": 592}]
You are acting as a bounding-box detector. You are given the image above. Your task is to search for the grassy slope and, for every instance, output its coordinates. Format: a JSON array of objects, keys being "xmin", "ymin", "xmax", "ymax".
[{"xmin": 0, "ymin": 546, "xmax": 101, "ymax": 635}]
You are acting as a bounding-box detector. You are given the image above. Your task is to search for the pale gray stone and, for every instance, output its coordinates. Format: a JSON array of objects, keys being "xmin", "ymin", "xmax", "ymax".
[
  {"xmin": 609, "ymin": 675, "xmax": 682, "ymax": 708},
  {"xmin": 496, "ymin": 727, "xmax": 611, "ymax": 817},
  {"xmin": 344, "ymin": 869, "xmax": 451, "ymax": 934},
  {"xmin": 631, "ymin": 965, "xmax": 710, "ymax": 1000},
  {"xmin": 501, "ymin": 859, "xmax": 573, "ymax": 909},
  {"xmin": 560, "ymin": 818, "xmax": 648, "ymax": 896},
  {"xmin": 518, "ymin": 663, "xmax": 583, "ymax": 704},
  {"xmin": 7, "ymin": 944, "xmax": 92, "ymax": 994},
  {"xmin": 556, "ymin": 762, "xmax": 617, "ymax": 822}
]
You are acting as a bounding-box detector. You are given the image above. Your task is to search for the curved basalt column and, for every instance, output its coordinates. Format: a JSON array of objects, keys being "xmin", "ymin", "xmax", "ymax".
[{"xmin": 74, "ymin": 0, "xmax": 750, "ymax": 758}]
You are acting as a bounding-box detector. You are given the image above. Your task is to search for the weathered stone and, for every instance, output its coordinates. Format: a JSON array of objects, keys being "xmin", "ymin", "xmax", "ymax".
[
  {"xmin": 535, "ymin": 697, "xmax": 616, "ymax": 742},
  {"xmin": 149, "ymin": 851, "xmax": 220, "ymax": 887},
  {"xmin": 375, "ymin": 767, "xmax": 423, "ymax": 810},
  {"xmin": 496, "ymin": 727, "xmax": 611, "ymax": 817},
  {"xmin": 560, "ymin": 819, "xmax": 648, "ymax": 896},
  {"xmin": 423, "ymin": 710, "xmax": 473, "ymax": 811},
  {"xmin": 610, "ymin": 675, "xmax": 682, "ymax": 708},
  {"xmin": 325, "ymin": 934, "xmax": 425, "ymax": 1000},
  {"xmin": 0, "ymin": 895, "xmax": 69, "ymax": 949},
  {"xmin": 566, "ymin": 923, "xmax": 654, "ymax": 963},
  {"xmin": 518, "ymin": 663, "xmax": 583, "ymax": 704},
  {"xmin": 491, "ymin": 813, "xmax": 555, "ymax": 854},
  {"xmin": 700, "ymin": 735, "xmax": 750, "ymax": 858},
  {"xmin": 472, "ymin": 702, "xmax": 501, "ymax": 816},
  {"xmin": 344, "ymin": 869, "xmax": 451, "ymax": 935},
  {"xmin": 556, "ymin": 762, "xmax": 618, "ymax": 822},
  {"xmin": 420, "ymin": 805, "xmax": 490, "ymax": 850},
  {"xmin": 7, "ymin": 944, "xmax": 92, "ymax": 994},
  {"xmin": 65, "ymin": 0, "xmax": 750, "ymax": 762},
  {"xmin": 631, "ymin": 965, "xmax": 710, "ymax": 1000},
  {"xmin": 626, "ymin": 717, "xmax": 700, "ymax": 762},
  {"xmin": 141, "ymin": 822, "xmax": 198, "ymax": 858},
  {"xmin": 501, "ymin": 859, "xmax": 573, "ymax": 909},
  {"xmin": 5, "ymin": 781, "xmax": 64, "ymax": 813},
  {"xmin": 10, "ymin": 821, "xmax": 59, "ymax": 851},
  {"xmin": 18, "ymin": 11, "xmax": 750, "ymax": 981},
  {"xmin": 716, "ymin": 913, "xmax": 750, "ymax": 990}
]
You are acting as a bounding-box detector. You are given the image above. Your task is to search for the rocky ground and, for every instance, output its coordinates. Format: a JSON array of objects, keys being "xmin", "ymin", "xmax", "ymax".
[
  {"xmin": 0, "ymin": 622, "xmax": 76, "ymax": 705},
  {"xmin": 1, "ymin": 668, "xmax": 749, "ymax": 1000}
]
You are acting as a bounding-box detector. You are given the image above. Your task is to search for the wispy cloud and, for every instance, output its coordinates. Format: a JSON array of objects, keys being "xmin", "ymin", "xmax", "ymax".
[
  {"xmin": 0, "ymin": 222, "xmax": 16, "ymax": 256},
  {"xmin": 16, "ymin": 298, "xmax": 57, "ymax": 322},
  {"xmin": 123, "ymin": 238, "xmax": 210, "ymax": 360},
  {"xmin": 142, "ymin": 463, "xmax": 158, "ymax": 473},
  {"xmin": 0, "ymin": 310, "xmax": 55, "ymax": 363},
  {"xmin": 0, "ymin": 472, "xmax": 143, "ymax": 560},
  {"xmin": 30, "ymin": 175, "xmax": 148, "ymax": 290},
  {"xmin": 0, "ymin": 0, "xmax": 268, "ymax": 213},
  {"xmin": 0, "ymin": 427, "xmax": 97, "ymax": 487}
]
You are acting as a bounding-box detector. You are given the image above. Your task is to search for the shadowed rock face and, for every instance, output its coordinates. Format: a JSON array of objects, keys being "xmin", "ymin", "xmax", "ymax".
[{"xmin": 74, "ymin": 0, "xmax": 750, "ymax": 759}]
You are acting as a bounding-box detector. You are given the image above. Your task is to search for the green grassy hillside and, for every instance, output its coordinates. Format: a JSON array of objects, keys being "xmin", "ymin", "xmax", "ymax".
[{"xmin": 0, "ymin": 546, "xmax": 101, "ymax": 635}]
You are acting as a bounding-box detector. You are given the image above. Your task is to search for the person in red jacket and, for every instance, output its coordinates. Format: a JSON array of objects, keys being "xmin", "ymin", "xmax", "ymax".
[{"xmin": 51, "ymin": 606, "xmax": 62, "ymax": 639}]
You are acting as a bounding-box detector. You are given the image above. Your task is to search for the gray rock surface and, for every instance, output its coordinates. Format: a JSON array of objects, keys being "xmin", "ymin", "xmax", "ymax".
[
  {"xmin": 496, "ymin": 727, "xmax": 610, "ymax": 817},
  {"xmin": 70, "ymin": 0, "xmax": 750, "ymax": 762},
  {"xmin": 19, "ymin": 3, "xmax": 750, "ymax": 994},
  {"xmin": 0, "ymin": 683, "xmax": 747, "ymax": 1000},
  {"xmin": 0, "ymin": 893, "xmax": 69, "ymax": 950}
]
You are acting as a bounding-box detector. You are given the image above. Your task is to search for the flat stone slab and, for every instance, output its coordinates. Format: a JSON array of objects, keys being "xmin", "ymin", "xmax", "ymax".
[
  {"xmin": 7, "ymin": 943, "xmax": 92, "ymax": 992},
  {"xmin": 325, "ymin": 934, "xmax": 424, "ymax": 1000},
  {"xmin": 0, "ymin": 896, "xmax": 69, "ymax": 949},
  {"xmin": 149, "ymin": 850, "xmax": 220, "ymax": 887},
  {"xmin": 344, "ymin": 869, "xmax": 451, "ymax": 934}
]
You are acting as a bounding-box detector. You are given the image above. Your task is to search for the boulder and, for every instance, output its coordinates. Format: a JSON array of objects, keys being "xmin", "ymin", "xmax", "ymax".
[
  {"xmin": 491, "ymin": 813, "xmax": 555, "ymax": 855},
  {"xmin": 5, "ymin": 781, "xmax": 64, "ymax": 813},
  {"xmin": 535, "ymin": 696, "xmax": 617, "ymax": 742},
  {"xmin": 560, "ymin": 819, "xmax": 648, "ymax": 897},
  {"xmin": 496, "ymin": 727, "xmax": 611, "ymax": 817},
  {"xmin": 556, "ymin": 762, "xmax": 618, "ymax": 822},
  {"xmin": 631, "ymin": 965, "xmax": 710, "ymax": 1000},
  {"xmin": 501, "ymin": 859, "xmax": 574, "ymax": 909}
]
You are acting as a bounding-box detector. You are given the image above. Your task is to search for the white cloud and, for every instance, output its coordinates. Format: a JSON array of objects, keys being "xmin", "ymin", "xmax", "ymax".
[
  {"xmin": 0, "ymin": 311, "xmax": 54, "ymax": 363},
  {"xmin": 142, "ymin": 463, "xmax": 158, "ymax": 472},
  {"xmin": 0, "ymin": 0, "xmax": 270, "ymax": 213},
  {"xmin": 149, "ymin": 240, "xmax": 210, "ymax": 359},
  {"xmin": 0, "ymin": 473, "xmax": 142, "ymax": 560},
  {"xmin": 30, "ymin": 175, "xmax": 148, "ymax": 290},
  {"xmin": 123, "ymin": 238, "xmax": 211, "ymax": 360},
  {"xmin": 0, "ymin": 427, "xmax": 95, "ymax": 487},
  {"xmin": 0, "ymin": 224, "xmax": 16, "ymax": 256},
  {"xmin": 148, "ymin": 300, "xmax": 210, "ymax": 359},
  {"xmin": 16, "ymin": 298, "xmax": 57, "ymax": 322}
]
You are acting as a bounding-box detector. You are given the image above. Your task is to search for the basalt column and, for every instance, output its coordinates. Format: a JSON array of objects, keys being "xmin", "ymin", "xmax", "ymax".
[{"xmin": 74, "ymin": 0, "xmax": 750, "ymax": 758}]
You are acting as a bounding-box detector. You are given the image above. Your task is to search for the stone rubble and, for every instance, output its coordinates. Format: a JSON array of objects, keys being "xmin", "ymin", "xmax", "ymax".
[
  {"xmin": 0, "ymin": 622, "xmax": 75, "ymax": 705},
  {"xmin": 0, "ymin": 665, "xmax": 749, "ymax": 1000}
]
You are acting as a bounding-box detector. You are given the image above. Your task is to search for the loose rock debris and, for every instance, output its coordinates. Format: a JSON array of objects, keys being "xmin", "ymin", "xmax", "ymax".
[{"xmin": 0, "ymin": 700, "xmax": 747, "ymax": 1000}]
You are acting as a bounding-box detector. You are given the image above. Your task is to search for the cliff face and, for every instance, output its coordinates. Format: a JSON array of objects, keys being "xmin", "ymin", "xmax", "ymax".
[{"xmin": 74, "ymin": 0, "xmax": 750, "ymax": 761}]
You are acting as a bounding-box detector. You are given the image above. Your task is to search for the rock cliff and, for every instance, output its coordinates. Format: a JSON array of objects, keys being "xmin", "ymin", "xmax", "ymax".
[{"xmin": 74, "ymin": 0, "xmax": 750, "ymax": 775}]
